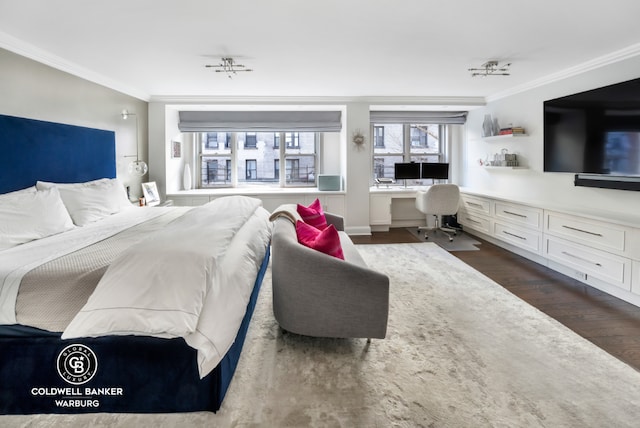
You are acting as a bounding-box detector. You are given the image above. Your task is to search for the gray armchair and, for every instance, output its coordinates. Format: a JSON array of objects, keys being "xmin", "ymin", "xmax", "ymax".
[{"xmin": 270, "ymin": 208, "xmax": 389, "ymax": 339}]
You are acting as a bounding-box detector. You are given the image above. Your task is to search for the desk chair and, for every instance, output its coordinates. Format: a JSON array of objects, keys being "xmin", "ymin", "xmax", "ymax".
[{"xmin": 415, "ymin": 184, "xmax": 460, "ymax": 241}]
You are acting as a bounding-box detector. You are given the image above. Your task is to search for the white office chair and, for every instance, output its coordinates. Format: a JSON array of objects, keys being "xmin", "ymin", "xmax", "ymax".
[{"xmin": 415, "ymin": 184, "xmax": 460, "ymax": 241}]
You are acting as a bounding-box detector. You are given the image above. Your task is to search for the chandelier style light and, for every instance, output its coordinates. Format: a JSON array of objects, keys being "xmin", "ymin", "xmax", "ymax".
[
  {"xmin": 468, "ymin": 61, "xmax": 511, "ymax": 77},
  {"xmin": 205, "ymin": 57, "xmax": 253, "ymax": 79},
  {"xmin": 121, "ymin": 109, "xmax": 148, "ymax": 176}
]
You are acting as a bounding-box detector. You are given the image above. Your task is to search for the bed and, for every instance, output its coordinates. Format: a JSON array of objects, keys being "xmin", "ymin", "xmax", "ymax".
[{"xmin": 0, "ymin": 114, "xmax": 271, "ymax": 414}]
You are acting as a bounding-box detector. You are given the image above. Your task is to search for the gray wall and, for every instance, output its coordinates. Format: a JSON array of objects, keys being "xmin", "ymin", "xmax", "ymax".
[{"xmin": 0, "ymin": 48, "xmax": 148, "ymax": 198}]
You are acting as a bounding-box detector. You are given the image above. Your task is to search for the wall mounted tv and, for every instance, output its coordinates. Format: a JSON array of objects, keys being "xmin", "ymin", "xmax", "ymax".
[
  {"xmin": 394, "ymin": 162, "xmax": 420, "ymax": 180},
  {"xmin": 543, "ymin": 77, "xmax": 640, "ymax": 191}
]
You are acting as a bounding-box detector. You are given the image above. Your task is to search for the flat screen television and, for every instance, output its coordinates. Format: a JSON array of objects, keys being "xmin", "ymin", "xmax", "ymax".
[
  {"xmin": 544, "ymin": 78, "xmax": 640, "ymax": 180},
  {"xmin": 421, "ymin": 162, "xmax": 449, "ymax": 180},
  {"xmin": 394, "ymin": 162, "xmax": 420, "ymax": 180}
]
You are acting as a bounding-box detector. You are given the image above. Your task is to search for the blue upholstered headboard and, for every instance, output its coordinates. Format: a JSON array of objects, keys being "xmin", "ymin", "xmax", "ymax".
[{"xmin": 0, "ymin": 114, "xmax": 116, "ymax": 194}]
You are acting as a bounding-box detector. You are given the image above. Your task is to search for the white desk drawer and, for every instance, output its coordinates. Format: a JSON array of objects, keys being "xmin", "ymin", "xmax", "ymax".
[
  {"xmin": 546, "ymin": 236, "xmax": 631, "ymax": 290},
  {"xmin": 494, "ymin": 221, "xmax": 542, "ymax": 254},
  {"xmin": 461, "ymin": 195, "xmax": 491, "ymax": 216},
  {"xmin": 495, "ymin": 202, "xmax": 543, "ymax": 230},
  {"xmin": 459, "ymin": 209, "xmax": 491, "ymax": 235},
  {"xmin": 546, "ymin": 211, "xmax": 627, "ymax": 254}
]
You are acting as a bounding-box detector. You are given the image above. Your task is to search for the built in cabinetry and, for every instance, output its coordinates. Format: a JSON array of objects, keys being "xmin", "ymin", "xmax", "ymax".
[
  {"xmin": 369, "ymin": 188, "xmax": 426, "ymax": 231},
  {"xmin": 459, "ymin": 190, "xmax": 640, "ymax": 307}
]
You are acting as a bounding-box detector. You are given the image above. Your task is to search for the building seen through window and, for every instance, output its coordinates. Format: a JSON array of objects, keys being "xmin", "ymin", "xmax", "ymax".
[{"xmin": 197, "ymin": 131, "xmax": 317, "ymax": 188}]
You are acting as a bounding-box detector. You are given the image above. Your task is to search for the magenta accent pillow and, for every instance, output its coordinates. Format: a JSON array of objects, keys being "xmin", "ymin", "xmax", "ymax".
[
  {"xmin": 297, "ymin": 198, "xmax": 328, "ymax": 230},
  {"xmin": 295, "ymin": 220, "xmax": 344, "ymax": 260}
]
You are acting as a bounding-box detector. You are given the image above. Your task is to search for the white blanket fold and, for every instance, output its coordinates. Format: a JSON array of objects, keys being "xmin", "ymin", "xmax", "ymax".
[{"xmin": 62, "ymin": 195, "xmax": 271, "ymax": 377}]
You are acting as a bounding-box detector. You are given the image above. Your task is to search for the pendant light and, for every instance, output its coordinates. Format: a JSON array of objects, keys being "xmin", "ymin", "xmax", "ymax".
[{"xmin": 121, "ymin": 109, "xmax": 148, "ymax": 176}]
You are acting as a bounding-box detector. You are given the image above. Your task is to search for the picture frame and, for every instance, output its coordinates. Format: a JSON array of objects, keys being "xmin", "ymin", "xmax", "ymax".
[
  {"xmin": 141, "ymin": 181, "xmax": 160, "ymax": 206},
  {"xmin": 171, "ymin": 140, "xmax": 181, "ymax": 158}
]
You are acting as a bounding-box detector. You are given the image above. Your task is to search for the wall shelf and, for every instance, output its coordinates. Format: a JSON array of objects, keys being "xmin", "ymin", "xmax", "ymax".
[
  {"xmin": 483, "ymin": 134, "xmax": 528, "ymax": 142},
  {"xmin": 483, "ymin": 166, "xmax": 528, "ymax": 170}
]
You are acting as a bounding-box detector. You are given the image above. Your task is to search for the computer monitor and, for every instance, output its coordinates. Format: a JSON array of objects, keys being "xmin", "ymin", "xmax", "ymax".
[
  {"xmin": 421, "ymin": 162, "xmax": 449, "ymax": 180},
  {"xmin": 394, "ymin": 162, "xmax": 421, "ymax": 180}
]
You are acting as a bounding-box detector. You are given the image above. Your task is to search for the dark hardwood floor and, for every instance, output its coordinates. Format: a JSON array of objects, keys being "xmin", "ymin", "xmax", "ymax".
[{"xmin": 352, "ymin": 228, "xmax": 640, "ymax": 371}]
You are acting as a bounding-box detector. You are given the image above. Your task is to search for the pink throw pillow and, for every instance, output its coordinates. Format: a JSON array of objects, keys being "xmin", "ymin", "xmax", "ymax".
[
  {"xmin": 297, "ymin": 198, "xmax": 328, "ymax": 230},
  {"xmin": 295, "ymin": 220, "xmax": 344, "ymax": 260}
]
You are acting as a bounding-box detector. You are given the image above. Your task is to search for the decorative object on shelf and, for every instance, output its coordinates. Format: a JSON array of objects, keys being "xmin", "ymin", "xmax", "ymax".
[
  {"xmin": 171, "ymin": 140, "xmax": 181, "ymax": 158},
  {"xmin": 468, "ymin": 60, "xmax": 511, "ymax": 77},
  {"xmin": 121, "ymin": 109, "xmax": 148, "ymax": 177},
  {"xmin": 205, "ymin": 57, "xmax": 253, "ymax": 79},
  {"xmin": 488, "ymin": 148, "xmax": 518, "ymax": 167},
  {"xmin": 482, "ymin": 114, "xmax": 494, "ymax": 137},
  {"xmin": 183, "ymin": 163, "xmax": 192, "ymax": 191},
  {"xmin": 492, "ymin": 118, "xmax": 500, "ymax": 136},
  {"xmin": 498, "ymin": 126, "xmax": 526, "ymax": 135},
  {"xmin": 352, "ymin": 129, "xmax": 366, "ymax": 150},
  {"xmin": 141, "ymin": 181, "xmax": 160, "ymax": 206}
]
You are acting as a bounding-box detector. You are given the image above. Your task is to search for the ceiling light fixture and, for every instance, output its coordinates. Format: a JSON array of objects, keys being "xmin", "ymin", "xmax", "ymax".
[
  {"xmin": 205, "ymin": 57, "xmax": 253, "ymax": 79},
  {"xmin": 468, "ymin": 60, "xmax": 511, "ymax": 77}
]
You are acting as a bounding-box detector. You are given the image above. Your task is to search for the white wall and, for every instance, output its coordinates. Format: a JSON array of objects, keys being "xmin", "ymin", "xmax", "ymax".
[
  {"xmin": 0, "ymin": 48, "xmax": 149, "ymax": 198},
  {"xmin": 462, "ymin": 55, "xmax": 640, "ymax": 216}
]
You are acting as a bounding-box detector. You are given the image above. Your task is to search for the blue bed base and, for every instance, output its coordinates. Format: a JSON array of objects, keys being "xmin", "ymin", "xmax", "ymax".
[{"xmin": 0, "ymin": 247, "xmax": 269, "ymax": 414}]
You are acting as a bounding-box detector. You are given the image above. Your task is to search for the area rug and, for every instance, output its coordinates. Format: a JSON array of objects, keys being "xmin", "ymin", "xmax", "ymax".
[
  {"xmin": 3, "ymin": 243, "xmax": 640, "ymax": 427},
  {"xmin": 406, "ymin": 227, "xmax": 481, "ymax": 251}
]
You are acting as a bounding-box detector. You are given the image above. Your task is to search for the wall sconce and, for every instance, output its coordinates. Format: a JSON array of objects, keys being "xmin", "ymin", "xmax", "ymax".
[{"xmin": 121, "ymin": 109, "xmax": 148, "ymax": 176}]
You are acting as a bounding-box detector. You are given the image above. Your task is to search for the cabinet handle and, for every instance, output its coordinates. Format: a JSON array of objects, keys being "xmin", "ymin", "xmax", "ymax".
[
  {"xmin": 503, "ymin": 230, "xmax": 526, "ymax": 240},
  {"xmin": 467, "ymin": 202, "xmax": 484, "ymax": 209},
  {"xmin": 562, "ymin": 225, "xmax": 603, "ymax": 237},
  {"xmin": 465, "ymin": 217, "xmax": 482, "ymax": 225},
  {"xmin": 561, "ymin": 251, "xmax": 603, "ymax": 267},
  {"xmin": 503, "ymin": 210, "xmax": 527, "ymax": 218}
]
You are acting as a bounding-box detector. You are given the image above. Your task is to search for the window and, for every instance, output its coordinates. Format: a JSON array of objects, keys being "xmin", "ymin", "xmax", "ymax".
[
  {"xmin": 374, "ymin": 126, "xmax": 385, "ymax": 148},
  {"xmin": 411, "ymin": 125, "xmax": 429, "ymax": 148},
  {"xmin": 245, "ymin": 132, "xmax": 257, "ymax": 149},
  {"xmin": 286, "ymin": 159, "xmax": 299, "ymax": 181},
  {"xmin": 205, "ymin": 159, "xmax": 218, "ymax": 182},
  {"xmin": 284, "ymin": 132, "xmax": 315, "ymax": 185},
  {"xmin": 197, "ymin": 131, "xmax": 319, "ymax": 188},
  {"xmin": 204, "ymin": 132, "xmax": 230, "ymax": 149},
  {"xmin": 246, "ymin": 159, "xmax": 257, "ymax": 180},
  {"xmin": 371, "ymin": 123, "xmax": 446, "ymax": 182},
  {"xmin": 200, "ymin": 132, "xmax": 232, "ymax": 186},
  {"xmin": 285, "ymin": 132, "xmax": 300, "ymax": 148}
]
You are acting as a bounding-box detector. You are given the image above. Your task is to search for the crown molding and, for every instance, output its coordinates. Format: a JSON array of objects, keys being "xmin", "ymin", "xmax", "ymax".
[
  {"xmin": 0, "ymin": 31, "xmax": 150, "ymax": 101},
  {"xmin": 487, "ymin": 42, "xmax": 640, "ymax": 102},
  {"xmin": 149, "ymin": 94, "xmax": 486, "ymax": 109}
]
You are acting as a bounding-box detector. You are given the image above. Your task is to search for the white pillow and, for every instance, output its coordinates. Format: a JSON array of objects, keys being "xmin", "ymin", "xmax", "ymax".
[
  {"xmin": 36, "ymin": 178, "xmax": 133, "ymax": 226},
  {"xmin": 0, "ymin": 187, "xmax": 75, "ymax": 251}
]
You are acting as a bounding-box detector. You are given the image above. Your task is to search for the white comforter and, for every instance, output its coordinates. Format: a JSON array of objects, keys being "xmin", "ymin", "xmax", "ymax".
[{"xmin": 62, "ymin": 195, "xmax": 271, "ymax": 377}]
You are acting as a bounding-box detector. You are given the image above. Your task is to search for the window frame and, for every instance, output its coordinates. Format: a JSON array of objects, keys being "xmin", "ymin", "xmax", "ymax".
[
  {"xmin": 370, "ymin": 123, "xmax": 447, "ymax": 183},
  {"xmin": 196, "ymin": 131, "xmax": 319, "ymax": 189}
]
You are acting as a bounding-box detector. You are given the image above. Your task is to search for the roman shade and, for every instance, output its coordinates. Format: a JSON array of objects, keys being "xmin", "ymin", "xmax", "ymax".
[
  {"xmin": 178, "ymin": 111, "xmax": 342, "ymax": 132},
  {"xmin": 370, "ymin": 111, "xmax": 467, "ymax": 124}
]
